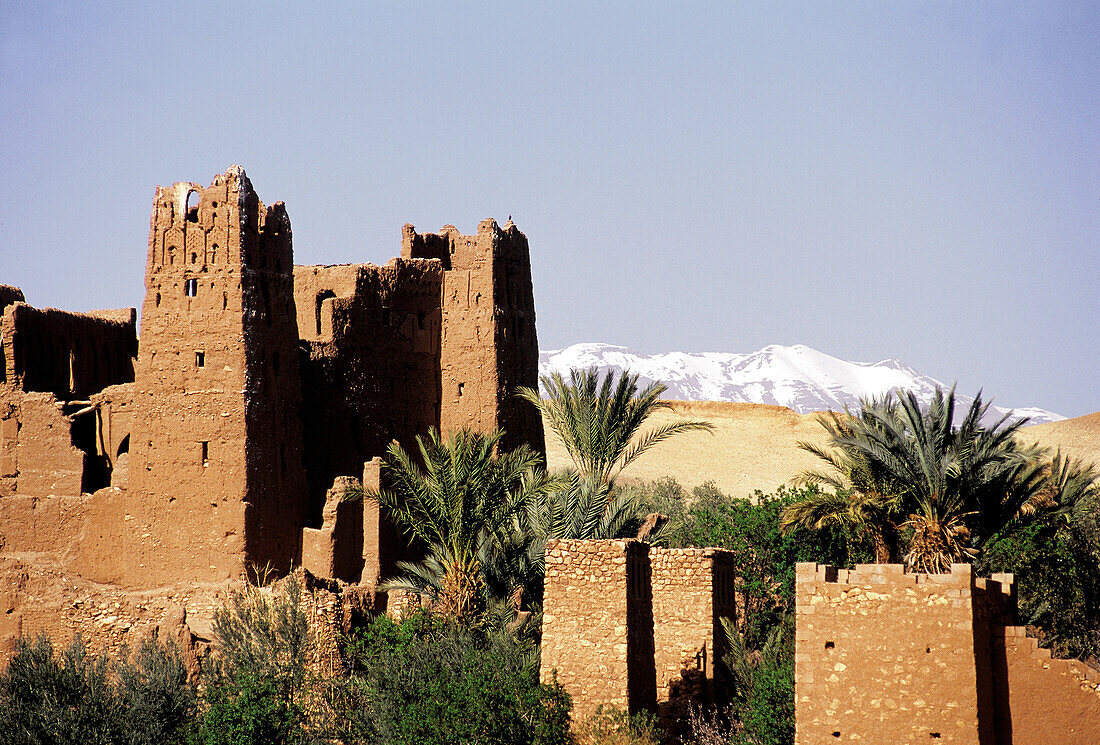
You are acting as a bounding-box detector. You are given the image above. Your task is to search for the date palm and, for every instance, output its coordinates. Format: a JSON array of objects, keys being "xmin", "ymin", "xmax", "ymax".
[
  {"xmin": 783, "ymin": 386, "xmax": 1058, "ymax": 572},
  {"xmin": 518, "ymin": 368, "xmax": 714, "ymax": 543},
  {"xmin": 353, "ymin": 427, "xmax": 560, "ymax": 620},
  {"xmin": 519, "ymin": 368, "xmax": 714, "ymax": 494}
]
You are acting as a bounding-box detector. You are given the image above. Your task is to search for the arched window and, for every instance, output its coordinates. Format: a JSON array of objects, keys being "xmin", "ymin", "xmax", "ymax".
[{"xmin": 186, "ymin": 190, "xmax": 200, "ymax": 223}]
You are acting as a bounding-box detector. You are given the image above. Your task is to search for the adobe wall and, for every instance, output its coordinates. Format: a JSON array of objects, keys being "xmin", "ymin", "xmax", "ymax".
[
  {"xmin": 993, "ymin": 627, "xmax": 1100, "ymax": 744},
  {"xmin": 125, "ymin": 167, "xmax": 309, "ymax": 586},
  {"xmin": 540, "ymin": 539, "xmax": 657, "ymax": 720},
  {"xmin": 650, "ymin": 548, "xmax": 737, "ymax": 725},
  {"xmin": 404, "ymin": 220, "xmax": 545, "ymax": 459},
  {"xmin": 1, "ymin": 303, "xmax": 136, "ymax": 400},
  {"xmin": 294, "ymin": 259, "xmax": 444, "ymax": 529}
]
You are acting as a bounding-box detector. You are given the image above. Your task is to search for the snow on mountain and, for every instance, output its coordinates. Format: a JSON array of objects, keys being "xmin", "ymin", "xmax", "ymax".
[{"xmin": 538, "ymin": 343, "xmax": 1065, "ymax": 426}]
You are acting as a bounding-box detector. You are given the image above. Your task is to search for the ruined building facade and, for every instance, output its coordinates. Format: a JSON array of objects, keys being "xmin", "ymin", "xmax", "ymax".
[{"xmin": 0, "ymin": 166, "xmax": 544, "ymax": 630}]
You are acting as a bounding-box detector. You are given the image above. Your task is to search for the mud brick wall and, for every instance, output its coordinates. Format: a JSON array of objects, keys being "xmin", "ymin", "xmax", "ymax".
[
  {"xmin": 992, "ymin": 626, "xmax": 1100, "ymax": 744},
  {"xmin": 650, "ymin": 548, "xmax": 737, "ymax": 719},
  {"xmin": 126, "ymin": 167, "xmax": 309, "ymax": 586},
  {"xmin": 295, "ymin": 259, "xmax": 444, "ymax": 523},
  {"xmin": 405, "ymin": 221, "xmax": 544, "ymax": 460},
  {"xmin": 540, "ymin": 539, "xmax": 657, "ymax": 720},
  {"xmin": 795, "ymin": 563, "xmax": 988, "ymax": 745},
  {"xmin": 1, "ymin": 303, "xmax": 136, "ymax": 399}
]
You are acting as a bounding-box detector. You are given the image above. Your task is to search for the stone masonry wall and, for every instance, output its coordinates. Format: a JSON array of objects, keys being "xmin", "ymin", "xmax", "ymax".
[
  {"xmin": 541, "ymin": 539, "xmax": 656, "ymax": 720},
  {"xmin": 795, "ymin": 563, "xmax": 988, "ymax": 744},
  {"xmin": 650, "ymin": 548, "xmax": 737, "ymax": 727},
  {"xmin": 795, "ymin": 563, "xmax": 1100, "ymax": 744}
]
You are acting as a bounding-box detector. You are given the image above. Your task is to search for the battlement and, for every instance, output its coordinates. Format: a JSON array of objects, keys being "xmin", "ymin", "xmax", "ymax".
[{"xmin": 795, "ymin": 563, "xmax": 1098, "ymax": 744}]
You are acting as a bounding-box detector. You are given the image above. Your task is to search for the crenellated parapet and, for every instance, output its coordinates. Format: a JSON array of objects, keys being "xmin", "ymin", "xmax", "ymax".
[{"xmin": 795, "ymin": 563, "xmax": 1100, "ymax": 744}]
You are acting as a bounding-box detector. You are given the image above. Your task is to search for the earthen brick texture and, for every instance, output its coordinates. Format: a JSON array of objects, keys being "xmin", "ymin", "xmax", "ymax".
[{"xmin": 0, "ymin": 166, "xmax": 544, "ymax": 665}]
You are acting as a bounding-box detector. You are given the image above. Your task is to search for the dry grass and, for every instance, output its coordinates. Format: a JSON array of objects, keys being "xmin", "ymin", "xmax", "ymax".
[{"xmin": 544, "ymin": 403, "xmax": 1100, "ymax": 498}]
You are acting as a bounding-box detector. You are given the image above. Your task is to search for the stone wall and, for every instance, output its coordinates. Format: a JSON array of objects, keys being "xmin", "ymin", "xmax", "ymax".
[
  {"xmin": 540, "ymin": 540, "xmax": 741, "ymax": 725},
  {"xmin": 540, "ymin": 539, "xmax": 657, "ymax": 720},
  {"xmin": 795, "ymin": 563, "xmax": 1100, "ymax": 744},
  {"xmin": 650, "ymin": 548, "xmax": 737, "ymax": 726}
]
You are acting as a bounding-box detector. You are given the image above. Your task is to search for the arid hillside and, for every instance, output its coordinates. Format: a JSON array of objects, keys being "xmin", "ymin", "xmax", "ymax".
[
  {"xmin": 1019, "ymin": 411, "xmax": 1100, "ymax": 466},
  {"xmin": 543, "ymin": 403, "xmax": 1100, "ymax": 499}
]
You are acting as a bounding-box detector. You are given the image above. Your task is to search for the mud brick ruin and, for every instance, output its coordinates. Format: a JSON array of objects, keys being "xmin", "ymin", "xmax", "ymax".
[
  {"xmin": 539, "ymin": 539, "xmax": 738, "ymax": 729},
  {"xmin": 0, "ymin": 166, "xmax": 542, "ymax": 662},
  {"xmin": 795, "ymin": 562, "xmax": 1100, "ymax": 744}
]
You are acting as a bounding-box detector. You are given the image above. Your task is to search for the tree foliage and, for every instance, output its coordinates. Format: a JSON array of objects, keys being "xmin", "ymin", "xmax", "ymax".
[{"xmin": 783, "ymin": 387, "xmax": 1070, "ymax": 572}]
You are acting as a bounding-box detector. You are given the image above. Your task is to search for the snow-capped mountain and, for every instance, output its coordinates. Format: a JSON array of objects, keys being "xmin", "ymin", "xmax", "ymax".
[{"xmin": 538, "ymin": 343, "xmax": 1064, "ymax": 426}]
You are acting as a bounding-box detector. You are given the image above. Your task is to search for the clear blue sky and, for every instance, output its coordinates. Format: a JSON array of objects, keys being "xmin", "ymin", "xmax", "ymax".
[{"xmin": 1, "ymin": 1, "xmax": 1096, "ymax": 417}]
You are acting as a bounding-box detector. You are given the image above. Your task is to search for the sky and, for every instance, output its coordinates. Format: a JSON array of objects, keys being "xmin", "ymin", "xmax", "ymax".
[{"xmin": 1, "ymin": 1, "xmax": 1096, "ymax": 417}]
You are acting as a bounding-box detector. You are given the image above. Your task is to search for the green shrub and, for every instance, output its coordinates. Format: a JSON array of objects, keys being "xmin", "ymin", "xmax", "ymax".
[
  {"xmin": 0, "ymin": 634, "xmax": 194, "ymax": 745},
  {"xmin": 573, "ymin": 704, "xmax": 660, "ymax": 745},
  {"xmin": 981, "ymin": 515, "xmax": 1100, "ymax": 661},
  {"xmin": 0, "ymin": 635, "xmax": 124, "ymax": 745},
  {"xmin": 199, "ymin": 571, "xmax": 313, "ymax": 743},
  {"xmin": 337, "ymin": 612, "xmax": 571, "ymax": 745},
  {"xmin": 116, "ymin": 636, "xmax": 196, "ymax": 745},
  {"xmin": 197, "ymin": 673, "xmax": 301, "ymax": 745}
]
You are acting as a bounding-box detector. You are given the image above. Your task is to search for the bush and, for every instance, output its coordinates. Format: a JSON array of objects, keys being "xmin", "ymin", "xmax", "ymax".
[
  {"xmin": 337, "ymin": 612, "xmax": 571, "ymax": 745},
  {"xmin": 572, "ymin": 705, "xmax": 660, "ymax": 745},
  {"xmin": 197, "ymin": 673, "xmax": 301, "ymax": 745},
  {"xmin": 981, "ymin": 515, "xmax": 1100, "ymax": 661},
  {"xmin": 0, "ymin": 634, "xmax": 194, "ymax": 745},
  {"xmin": 199, "ymin": 570, "xmax": 315, "ymax": 744}
]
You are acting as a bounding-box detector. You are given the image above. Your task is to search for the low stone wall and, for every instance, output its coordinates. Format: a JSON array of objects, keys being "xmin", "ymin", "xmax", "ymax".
[{"xmin": 540, "ymin": 539, "xmax": 655, "ymax": 720}]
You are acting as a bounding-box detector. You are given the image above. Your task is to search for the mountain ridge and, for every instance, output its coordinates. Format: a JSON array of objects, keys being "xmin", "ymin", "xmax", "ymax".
[{"xmin": 538, "ymin": 342, "xmax": 1064, "ymax": 426}]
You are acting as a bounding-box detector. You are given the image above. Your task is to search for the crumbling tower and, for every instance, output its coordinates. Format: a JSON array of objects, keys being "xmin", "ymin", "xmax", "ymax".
[
  {"xmin": 402, "ymin": 219, "xmax": 545, "ymax": 457},
  {"xmin": 126, "ymin": 166, "xmax": 309, "ymax": 585}
]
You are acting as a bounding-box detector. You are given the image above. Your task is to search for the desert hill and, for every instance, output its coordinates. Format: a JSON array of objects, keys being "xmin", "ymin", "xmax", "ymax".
[{"xmin": 542, "ymin": 404, "xmax": 1100, "ymax": 499}]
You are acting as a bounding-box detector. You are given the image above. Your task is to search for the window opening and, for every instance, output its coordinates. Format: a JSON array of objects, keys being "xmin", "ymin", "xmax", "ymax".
[
  {"xmin": 315, "ymin": 290, "xmax": 336, "ymax": 336},
  {"xmin": 458, "ymin": 382, "xmax": 464, "ymax": 398},
  {"xmin": 201, "ymin": 441, "xmax": 209, "ymax": 465},
  {"xmin": 195, "ymin": 351, "xmax": 205, "ymax": 367},
  {"xmin": 825, "ymin": 641, "xmax": 835, "ymax": 649},
  {"xmin": 191, "ymin": 251, "xmax": 198, "ymax": 264},
  {"xmin": 185, "ymin": 279, "xmax": 198, "ymax": 297},
  {"xmin": 155, "ymin": 292, "xmax": 161, "ymax": 308},
  {"xmin": 186, "ymin": 190, "xmax": 200, "ymax": 222}
]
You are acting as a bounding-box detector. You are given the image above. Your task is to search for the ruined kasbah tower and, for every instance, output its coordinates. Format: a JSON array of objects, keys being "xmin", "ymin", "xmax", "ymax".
[{"xmin": 0, "ymin": 166, "xmax": 544, "ymax": 660}]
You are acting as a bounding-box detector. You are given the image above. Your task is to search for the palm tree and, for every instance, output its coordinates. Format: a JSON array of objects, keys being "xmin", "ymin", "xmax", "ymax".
[
  {"xmin": 782, "ymin": 386, "xmax": 1058, "ymax": 572},
  {"xmin": 517, "ymin": 368, "xmax": 714, "ymax": 543},
  {"xmin": 352, "ymin": 427, "xmax": 560, "ymax": 620},
  {"xmin": 519, "ymin": 368, "xmax": 714, "ymax": 494},
  {"xmin": 786, "ymin": 400, "xmax": 906, "ymax": 562}
]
